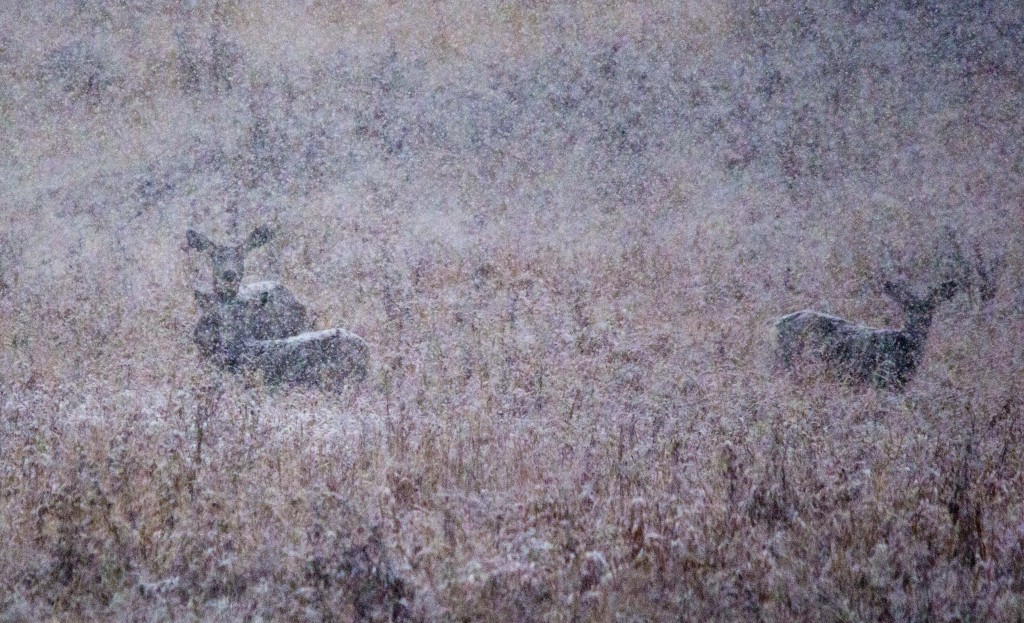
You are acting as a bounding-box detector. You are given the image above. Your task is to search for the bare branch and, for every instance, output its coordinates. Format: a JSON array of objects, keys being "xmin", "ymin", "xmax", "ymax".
[
  {"xmin": 185, "ymin": 228, "xmax": 214, "ymax": 252},
  {"xmin": 972, "ymin": 242, "xmax": 1005, "ymax": 305}
]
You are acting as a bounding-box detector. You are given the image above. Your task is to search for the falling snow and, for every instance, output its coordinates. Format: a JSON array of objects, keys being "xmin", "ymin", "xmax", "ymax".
[{"xmin": 1, "ymin": 1, "xmax": 1023, "ymax": 621}]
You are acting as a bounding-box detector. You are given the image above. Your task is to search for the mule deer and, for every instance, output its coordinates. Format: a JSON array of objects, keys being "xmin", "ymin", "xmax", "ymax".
[
  {"xmin": 774, "ymin": 279, "xmax": 960, "ymax": 389},
  {"xmin": 185, "ymin": 225, "xmax": 310, "ymax": 339},
  {"xmin": 194, "ymin": 291, "xmax": 368, "ymax": 388}
]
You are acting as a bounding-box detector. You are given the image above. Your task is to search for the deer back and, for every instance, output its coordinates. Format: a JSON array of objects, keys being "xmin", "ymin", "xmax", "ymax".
[
  {"xmin": 235, "ymin": 281, "xmax": 310, "ymax": 339},
  {"xmin": 246, "ymin": 328, "xmax": 369, "ymax": 387}
]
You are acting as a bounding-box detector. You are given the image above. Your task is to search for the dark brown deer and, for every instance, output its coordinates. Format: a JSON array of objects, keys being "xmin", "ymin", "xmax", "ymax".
[
  {"xmin": 774, "ymin": 279, "xmax": 960, "ymax": 389},
  {"xmin": 185, "ymin": 225, "xmax": 310, "ymax": 340}
]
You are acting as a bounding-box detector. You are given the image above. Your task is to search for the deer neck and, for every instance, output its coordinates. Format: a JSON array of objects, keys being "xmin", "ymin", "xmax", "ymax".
[{"xmin": 901, "ymin": 310, "xmax": 934, "ymax": 352}]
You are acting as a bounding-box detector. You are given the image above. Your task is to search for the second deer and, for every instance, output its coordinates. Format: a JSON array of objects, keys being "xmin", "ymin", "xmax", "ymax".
[
  {"xmin": 774, "ymin": 279, "xmax": 960, "ymax": 389},
  {"xmin": 186, "ymin": 225, "xmax": 310, "ymax": 340},
  {"xmin": 193, "ymin": 290, "xmax": 368, "ymax": 387}
]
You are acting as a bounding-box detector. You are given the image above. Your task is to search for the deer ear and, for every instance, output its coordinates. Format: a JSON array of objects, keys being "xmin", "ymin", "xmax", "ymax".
[
  {"xmin": 882, "ymin": 280, "xmax": 917, "ymax": 307},
  {"xmin": 186, "ymin": 229, "xmax": 214, "ymax": 252},
  {"xmin": 242, "ymin": 225, "xmax": 274, "ymax": 251}
]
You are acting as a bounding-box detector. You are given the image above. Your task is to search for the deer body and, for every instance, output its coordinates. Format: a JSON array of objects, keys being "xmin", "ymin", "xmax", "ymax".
[
  {"xmin": 193, "ymin": 295, "xmax": 368, "ymax": 387},
  {"xmin": 775, "ymin": 310, "xmax": 919, "ymax": 387},
  {"xmin": 245, "ymin": 329, "xmax": 368, "ymax": 386},
  {"xmin": 219, "ymin": 280, "xmax": 309, "ymax": 340},
  {"xmin": 774, "ymin": 280, "xmax": 958, "ymax": 389}
]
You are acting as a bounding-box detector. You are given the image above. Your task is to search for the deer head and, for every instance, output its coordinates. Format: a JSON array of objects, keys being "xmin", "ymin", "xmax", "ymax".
[
  {"xmin": 881, "ymin": 278, "xmax": 960, "ymax": 344},
  {"xmin": 185, "ymin": 225, "xmax": 274, "ymax": 300}
]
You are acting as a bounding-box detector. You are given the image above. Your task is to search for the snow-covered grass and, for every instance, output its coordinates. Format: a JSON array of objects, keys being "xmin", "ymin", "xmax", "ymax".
[{"xmin": 1, "ymin": 1, "xmax": 1023, "ymax": 620}]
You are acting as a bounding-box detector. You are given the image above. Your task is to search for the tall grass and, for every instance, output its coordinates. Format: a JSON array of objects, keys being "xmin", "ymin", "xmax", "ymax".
[{"xmin": 1, "ymin": 1, "xmax": 1022, "ymax": 620}]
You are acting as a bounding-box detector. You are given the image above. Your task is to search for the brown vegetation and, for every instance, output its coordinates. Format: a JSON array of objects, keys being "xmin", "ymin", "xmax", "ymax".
[{"xmin": 1, "ymin": 1, "xmax": 1022, "ymax": 621}]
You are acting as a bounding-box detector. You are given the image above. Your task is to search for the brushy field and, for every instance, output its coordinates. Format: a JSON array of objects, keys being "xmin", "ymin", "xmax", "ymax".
[{"xmin": 1, "ymin": 1, "xmax": 1023, "ymax": 621}]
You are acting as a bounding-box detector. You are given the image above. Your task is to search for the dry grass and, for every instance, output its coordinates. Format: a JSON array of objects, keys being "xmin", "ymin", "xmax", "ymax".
[{"xmin": 1, "ymin": 1, "xmax": 1023, "ymax": 621}]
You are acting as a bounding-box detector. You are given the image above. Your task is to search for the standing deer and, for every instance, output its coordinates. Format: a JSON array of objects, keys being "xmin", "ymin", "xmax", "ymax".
[
  {"xmin": 193, "ymin": 291, "xmax": 368, "ymax": 387},
  {"xmin": 185, "ymin": 225, "xmax": 310, "ymax": 339},
  {"xmin": 774, "ymin": 279, "xmax": 960, "ymax": 389}
]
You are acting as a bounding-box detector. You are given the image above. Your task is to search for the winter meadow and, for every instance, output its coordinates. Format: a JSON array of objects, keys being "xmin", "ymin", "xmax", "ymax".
[{"xmin": 1, "ymin": 2, "xmax": 1023, "ymax": 620}]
